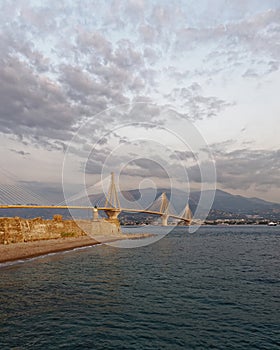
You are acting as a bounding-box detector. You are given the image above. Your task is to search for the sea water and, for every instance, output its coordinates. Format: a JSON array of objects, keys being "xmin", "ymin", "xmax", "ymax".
[{"xmin": 0, "ymin": 226, "xmax": 279, "ymax": 349}]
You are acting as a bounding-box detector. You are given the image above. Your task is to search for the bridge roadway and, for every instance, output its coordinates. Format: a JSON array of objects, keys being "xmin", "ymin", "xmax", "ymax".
[{"xmin": 0, "ymin": 204, "xmax": 190, "ymax": 223}]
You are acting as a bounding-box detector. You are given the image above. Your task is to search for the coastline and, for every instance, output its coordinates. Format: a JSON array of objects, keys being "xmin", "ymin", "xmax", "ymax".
[
  {"xmin": 0, "ymin": 233, "xmax": 154, "ymax": 264},
  {"xmin": 0, "ymin": 216, "xmax": 124, "ymax": 264},
  {"xmin": 0, "ymin": 236, "xmax": 100, "ymax": 264}
]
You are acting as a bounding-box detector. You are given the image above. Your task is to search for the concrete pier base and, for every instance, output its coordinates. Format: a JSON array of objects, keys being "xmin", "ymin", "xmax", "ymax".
[
  {"xmin": 104, "ymin": 209, "xmax": 121, "ymax": 220},
  {"xmin": 161, "ymin": 214, "xmax": 168, "ymax": 226}
]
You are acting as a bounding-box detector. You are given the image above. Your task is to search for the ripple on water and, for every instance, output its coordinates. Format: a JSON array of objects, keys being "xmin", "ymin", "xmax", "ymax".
[{"xmin": 0, "ymin": 226, "xmax": 279, "ymax": 350}]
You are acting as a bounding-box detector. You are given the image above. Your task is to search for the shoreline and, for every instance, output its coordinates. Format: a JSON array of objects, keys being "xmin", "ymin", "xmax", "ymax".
[
  {"xmin": 0, "ymin": 236, "xmax": 102, "ymax": 264},
  {"xmin": 0, "ymin": 233, "xmax": 154, "ymax": 265}
]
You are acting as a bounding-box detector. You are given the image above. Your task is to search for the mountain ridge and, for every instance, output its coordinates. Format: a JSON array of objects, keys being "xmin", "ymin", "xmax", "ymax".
[{"xmin": 118, "ymin": 187, "xmax": 280, "ymax": 218}]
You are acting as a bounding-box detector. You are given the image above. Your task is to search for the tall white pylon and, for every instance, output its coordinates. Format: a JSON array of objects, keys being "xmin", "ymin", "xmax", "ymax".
[
  {"xmin": 179, "ymin": 203, "xmax": 192, "ymax": 225},
  {"xmin": 182, "ymin": 204, "xmax": 192, "ymax": 221},
  {"xmin": 159, "ymin": 192, "xmax": 169, "ymax": 226},
  {"xmin": 159, "ymin": 192, "xmax": 169, "ymax": 214},
  {"xmin": 105, "ymin": 172, "xmax": 120, "ymax": 209}
]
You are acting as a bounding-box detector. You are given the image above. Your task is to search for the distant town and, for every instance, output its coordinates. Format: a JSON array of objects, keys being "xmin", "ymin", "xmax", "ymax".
[{"xmin": 119, "ymin": 210, "xmax": 280, "ymax": 226}]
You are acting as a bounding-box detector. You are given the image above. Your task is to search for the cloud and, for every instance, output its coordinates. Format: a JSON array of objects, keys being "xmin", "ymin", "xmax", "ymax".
[
  {"xmin": 83, "ymin": 159, "xmax": 104, "ymax": 175},
  {"xmin": 164, "ymin": 66, "xmax": 190, "ymax": 83},
  {"xmin": 0, "ymin": 0, "xmax": 271, "ymax": 155},
  {"xmin": 242, "ymin": 68, "xmax": 259, "ymax": 78},
  {"xmin": 267, "ymin": 60, "xmax": 279, "ymax": 73},
  {"xmin": 18, "ymin": 180, "xmax": 70, "ymax": 204},
  {"xmin": 0, "ymin": 55, "xmax": 85, "ymax": 148},
  {"xmin": 76, "ymin": 30, "xmax": 113, "ymax": 57},
  {"xmin": 124, "ymin": 0, "xmax": 145, "ymax": 23},
  {"xmin": 120, "ymin": 158, "xmax": 170, "ymax": 179},
  {"xmin": 139, "ymin": 24, "xmax": 158, "ymax": 44},
  {"xmin": 176, "ymin": 8, "xmax": 280, "ymax": 76},
  {"xmin": 169, "ymin": 150, "xmax": 196, "ymax": 161},
  {"xmin": 0, "ymin": 18, "xmax": 152, "ymax": 152},
  {"xmin": 9, "ymin": 149, "xmax": 30, "ymax": 156},
  {"xmin": 0, "ymin": 0, "xmax": 278, "ymax": 203},
  {"xmin": 214, "ymin": 148, "xmax": 280, "ymax": 191},
  {"xmin": 166, "ymin": 84, "xmax": 232, "ymax": 120}
]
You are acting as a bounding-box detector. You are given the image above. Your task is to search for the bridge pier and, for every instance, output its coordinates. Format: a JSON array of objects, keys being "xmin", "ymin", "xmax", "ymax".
[
  {"xmin": 104, "ymin": 209, "xmax": 121, "ymax": 220},
  {"xmin": 161, "ymin": 214, "xmax": 169, "ymax": 226},
  {"xmin": 92, "ymin": 207, "xmax": 99, "ymax": 221},
  {"xmin": 104, "ymin": 209, "xmax": 121, "ymax": 227},
  {"xmin": 178, "ymin": 219, "xmax": 191, "ymax": 226}
]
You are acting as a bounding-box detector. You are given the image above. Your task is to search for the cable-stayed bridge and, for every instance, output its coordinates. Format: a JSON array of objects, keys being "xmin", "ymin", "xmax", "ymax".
[{"xmin": 0, "ymin": 172, "xmax": 192, "ymax": 226}]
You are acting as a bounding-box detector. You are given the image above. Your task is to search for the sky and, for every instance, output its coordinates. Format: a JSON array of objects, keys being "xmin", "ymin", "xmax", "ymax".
[{"xmin": 0, "ymin": 0, "xmax": 279, "ymax": 204}]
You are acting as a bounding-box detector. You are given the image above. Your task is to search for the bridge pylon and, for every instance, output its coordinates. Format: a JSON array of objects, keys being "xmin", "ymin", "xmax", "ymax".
[
  {"xmin": 161, "ymin": 214, "xmax": 168, "ymax": 226},
  {"xmin": 159, "ymin": 192, "xmax": 169, "ymax": 226},
  {"xmin": 179, "ymin": 203, "xmax": 192, "ymax": 225},
  {"xmin": 104, "ymin": 172, "xmax": 121, "ymax": 224}
]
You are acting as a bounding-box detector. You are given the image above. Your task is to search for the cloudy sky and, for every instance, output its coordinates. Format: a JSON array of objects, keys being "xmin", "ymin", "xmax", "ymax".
[{"xmin": 0, "ymin": 0, "xmax": 279, "ymax": 204}]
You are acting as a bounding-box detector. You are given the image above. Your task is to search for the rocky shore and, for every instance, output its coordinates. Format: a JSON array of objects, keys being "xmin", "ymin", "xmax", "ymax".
[{"xmin": 0, "ymin": 215, "xmax": 122, "ymax": 244}]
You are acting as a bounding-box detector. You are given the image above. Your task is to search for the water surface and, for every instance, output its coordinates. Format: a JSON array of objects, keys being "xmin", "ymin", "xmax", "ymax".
[{"xmin": 0, "ymin": 226, "xmax": 279, "ymax": 349}]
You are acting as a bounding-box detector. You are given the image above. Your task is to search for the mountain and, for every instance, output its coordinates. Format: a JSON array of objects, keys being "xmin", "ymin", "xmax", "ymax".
[
  {"xmin": 119, "ymin": 188, "xmax": 280, "ymax": 219},
  {"xmin": 203, "ymin": 189, "xmax": 280, "ymax": 214},
  {"xmin": 0, "ymin": 188, "xmax": 279, "ymax": 220}
]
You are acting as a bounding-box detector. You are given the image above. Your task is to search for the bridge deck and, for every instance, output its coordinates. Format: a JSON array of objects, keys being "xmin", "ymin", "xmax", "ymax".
[{"xmin": 0, "ymin": 205, "xmax": 190, "ymax": 222}]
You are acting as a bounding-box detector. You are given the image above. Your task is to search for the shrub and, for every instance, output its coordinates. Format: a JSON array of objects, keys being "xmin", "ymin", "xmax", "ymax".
[{"xmin": 60, "ymin": 232, "xmax": 75, "ymax": 238}]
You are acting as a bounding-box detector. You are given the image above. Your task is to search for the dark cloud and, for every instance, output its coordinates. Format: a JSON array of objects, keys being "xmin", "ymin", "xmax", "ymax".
[
  {"xmin": 167, "ymin": 142, "xmax": 280, "ymax": 193},
  {"xmin": 121, "ymin": 158, "xmax": 170, "ymax": 179},
  {"xmin": 214, "ymin": 148, "xmax": 280, "ymax": 191},
  {"xmin": 83, "ymin": 159, "xmax": 104, "ymax": 175},
  {"xmin": 18, "ymin": 180, "xmax": 76, "ymax": 204},
  {"xmin": 9, "ymin": 149, "xmax": 30, "ymax": 156},
  {"xmin": 0, "ymin": 56, "xmax": 83, "ymax": 146},
  {"xmin": 267, "ymin": 60, "xmax": 279, "ymax": 73},
  {"xmin": 169, "ymin": 150, "xmax": 196, "ymax": 161}
]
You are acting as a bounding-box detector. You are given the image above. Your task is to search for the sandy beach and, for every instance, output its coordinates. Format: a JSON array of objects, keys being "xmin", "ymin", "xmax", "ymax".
[
  {"xmin": 0, "ymin": 236, "xmax": 100, "ymax": 264},
  {"xmin": 0, "ymin": 233, "xmax": 154, "ymax": 264}
]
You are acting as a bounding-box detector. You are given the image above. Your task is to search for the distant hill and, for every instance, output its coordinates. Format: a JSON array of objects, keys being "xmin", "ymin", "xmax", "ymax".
[
  {"xmin": 118, "ymin": 188, "xmax": 280, "ymax": 219},
  {"xmin": 189, "ymin": 189, "xmax": 279, "ymax": 214}
]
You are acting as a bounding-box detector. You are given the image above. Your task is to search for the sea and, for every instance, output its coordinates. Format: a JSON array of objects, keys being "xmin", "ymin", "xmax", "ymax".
[{"xmin": 0, "ymin": 225, "xmax": 279, "ymax": 350}]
